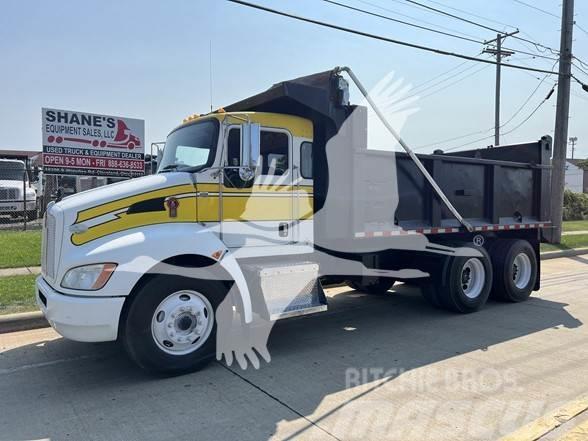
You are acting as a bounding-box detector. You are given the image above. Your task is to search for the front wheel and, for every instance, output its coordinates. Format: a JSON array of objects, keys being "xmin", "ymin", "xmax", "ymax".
[{"xmin": 121, "ymin": 274, "xmax": 226, "ymax": 374}]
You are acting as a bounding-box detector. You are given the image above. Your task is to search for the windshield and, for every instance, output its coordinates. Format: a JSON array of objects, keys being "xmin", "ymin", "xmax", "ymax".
[
  {"xmin": 159, "ymin": 119, "xmax": 219, "ymax": 172},
  {"xmin": 0, "ymin": 164, "xmax": 26, "ymax": 181}
]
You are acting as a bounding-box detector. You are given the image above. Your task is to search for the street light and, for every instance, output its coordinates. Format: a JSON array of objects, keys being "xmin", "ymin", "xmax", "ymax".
[{"xmin": 569, "ymin": 136, "xmax": 578, "ymax": 159}]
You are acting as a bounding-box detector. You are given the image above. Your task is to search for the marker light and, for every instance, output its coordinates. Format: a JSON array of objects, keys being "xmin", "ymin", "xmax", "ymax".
[{"xmin": 61, "ymin": 263, "xmax": 117, "ymax": 291}]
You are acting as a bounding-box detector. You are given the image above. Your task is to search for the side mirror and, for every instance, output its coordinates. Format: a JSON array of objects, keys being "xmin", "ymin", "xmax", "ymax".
[{"xmin": 241, "ymin": 122, "xmax": 261, "ymax": 168}]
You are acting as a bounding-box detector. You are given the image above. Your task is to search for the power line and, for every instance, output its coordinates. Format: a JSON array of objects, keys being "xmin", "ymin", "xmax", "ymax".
[
  {"xmin": 501, "ymin": 72, "xmax": 552, "ymax": 127},
  {"xmin": 354, "ymin": 0, "xmax": 485, "ymax": 41},
  {"xmin": 511, "ymin": 0, "xmax": 560, "ymax": 19},
  {"xmin": 413, "ymin": 64, "xmax": 493, "ymax": 100},
  {"xmin": 500, "ymin": 84, "xmax": 556, "ymax": 137},
  {"xmin": 409, "ymin": 59, "xmax": 471, "ymax": 90},
  {"xmin": 226, "ymin": 0, "xmax": 560, "ymax": 76},
  {"xmin": 575, "ymin": 56, "xmax": 588, "ymax": 70},
  {"xmin": 351, "ymin": 0, "xmax": 558, "ymax": 60},
  {"xmin": 499, "ymin": 46, "xmax": 558, "ymax": 61},
  {"xmin": 400, "ymin": 0, "xmax": 502, "ymax": 33},
  {"xmin": 417, "ymin": 0, "xmax": 518, "ymax": 31},
  {"xmin": 443, "ymin": 83, "xmax": 557, "ymax": 151},
  {"xmin": 416, "ymin": 72, "xmax": 556, "ymax": 151},
  {"xmin": 322, "ymin": 0, "xmax": 484, "ymax": 44},
  {"xmin": 575, "ymin": 22, "xmax": 588, "ymax": 36},
  {"xmin": 573, "ymin": 61, "xmax": 588, "ymax": 78},
  {"xmin": 397, "ymin": 0, "xmax": 560, "ymax": 55}
]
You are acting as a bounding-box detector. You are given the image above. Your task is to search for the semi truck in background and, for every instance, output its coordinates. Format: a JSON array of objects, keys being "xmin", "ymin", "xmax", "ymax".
[
  {"xmin": 0, "ymin": 158, "xmax": 38, "ymax": 220},
  {"xmin": 36, "ymin": 67, "xmax": 553, "ymax": 374}
]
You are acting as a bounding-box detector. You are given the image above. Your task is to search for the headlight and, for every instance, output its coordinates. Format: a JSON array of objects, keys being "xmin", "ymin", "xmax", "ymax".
[{"xmin": 61, "ymin": 263, "xmax": 117, "ymax": 290}]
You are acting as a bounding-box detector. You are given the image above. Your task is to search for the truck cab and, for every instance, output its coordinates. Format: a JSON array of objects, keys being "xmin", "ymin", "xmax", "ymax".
[{"xmin": 159, "ymin": 111, "xmax": 315, "ymax": 250}]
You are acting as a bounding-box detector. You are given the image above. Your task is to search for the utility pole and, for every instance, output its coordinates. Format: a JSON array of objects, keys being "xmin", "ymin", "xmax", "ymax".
[
  {"xmin": 483, "ymin": 30, "xmax": 519, "ymax": 146},
  {"xmin": 569, "ymin": 136, "xmax": 578, "ymax": 159},
  {"xmin": 550, "ymin": 0, "xmax": 575, "ymax": 244}
]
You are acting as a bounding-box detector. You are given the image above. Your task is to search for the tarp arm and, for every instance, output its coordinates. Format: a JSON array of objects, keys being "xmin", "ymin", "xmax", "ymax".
[{"xmin": 336, "ymin": 66, "xmax": 474, "ymax": 233}]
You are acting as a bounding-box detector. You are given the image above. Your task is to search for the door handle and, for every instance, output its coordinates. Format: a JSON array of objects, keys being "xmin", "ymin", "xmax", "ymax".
[{"xmin": 279, "ymin": 222, "xmax": 289, "ymax": 237}]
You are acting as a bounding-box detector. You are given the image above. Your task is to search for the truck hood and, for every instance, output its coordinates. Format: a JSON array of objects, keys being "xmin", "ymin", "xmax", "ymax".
[{"xmin": 56, "ymin": 172, "xmax": 196, "ymax": 234}]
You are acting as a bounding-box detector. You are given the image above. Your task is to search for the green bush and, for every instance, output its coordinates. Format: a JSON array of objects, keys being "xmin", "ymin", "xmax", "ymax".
[{"xmin": 563, "ymin": 189, "xmax": 588, "ymax": 221}]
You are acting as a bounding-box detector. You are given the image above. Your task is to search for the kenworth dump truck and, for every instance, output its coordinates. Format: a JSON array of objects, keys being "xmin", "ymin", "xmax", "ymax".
[{"xmin": 36, "ymin": 68, "xmax": 553, "ymax": 373}]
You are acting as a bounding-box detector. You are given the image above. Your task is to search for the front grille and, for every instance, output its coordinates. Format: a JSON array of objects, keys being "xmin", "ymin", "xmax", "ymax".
[
  {"xmin": 42, "ymin": 213, "xmax": 56, "ymax": 279},
  {"xmin": 0, "ymin": 188, "xmax": 18, "ymax": 200}
]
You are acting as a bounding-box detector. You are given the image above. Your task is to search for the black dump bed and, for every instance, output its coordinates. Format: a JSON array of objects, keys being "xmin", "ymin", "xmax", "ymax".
[{"xmin": 225, "ymin": 69, "xmax": 552, "ymax": 242}]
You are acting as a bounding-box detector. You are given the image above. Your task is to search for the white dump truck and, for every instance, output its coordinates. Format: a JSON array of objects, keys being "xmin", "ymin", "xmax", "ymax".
[
  {"xmin": 0, "ymin": 158, "xmax": 37, "ymax": 220},
  {"xmin": 37, "ymin": 68, "xmax": 553, "ymax": 373}
]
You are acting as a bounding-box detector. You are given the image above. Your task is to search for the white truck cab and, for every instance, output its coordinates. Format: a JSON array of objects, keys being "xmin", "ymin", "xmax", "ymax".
[
  {"xmin": 0, "ymin": 158, "xmax": 37, "ymax": 220},
  {"xmin": 37, "ymin": 111, "xmax": 319, "ymax": 373}
]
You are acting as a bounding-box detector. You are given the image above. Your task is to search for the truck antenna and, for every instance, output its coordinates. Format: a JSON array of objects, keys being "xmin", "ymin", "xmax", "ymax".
[{"xmin": 209, "ymin": 40, "xmax": 214, "ymax": 112}]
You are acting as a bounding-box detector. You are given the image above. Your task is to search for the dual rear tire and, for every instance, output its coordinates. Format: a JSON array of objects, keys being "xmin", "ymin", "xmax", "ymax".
[
  {"xmin": 421, "ymin": 239, "xmax": 537, "ymax": 313},
  {"xmin": 490, "ymin": 239, "xmax": 537, "ymax": 302},
  {"xmin": 421, "ymin": 244, "xmax": 493, "ymax": 313}
]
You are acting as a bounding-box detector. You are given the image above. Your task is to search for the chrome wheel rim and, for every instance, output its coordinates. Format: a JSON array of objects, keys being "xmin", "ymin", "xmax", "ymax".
[
  {"xmin": 151, "ymin": 290, "xmax": 214, "ymax": 355},
  {"xmin": 512, "ymin": 253, "xmax": 532, "ymax": 289},
  {"xmin": 461, "ymin": 258, "xmax": 486, "ymax": 299}
]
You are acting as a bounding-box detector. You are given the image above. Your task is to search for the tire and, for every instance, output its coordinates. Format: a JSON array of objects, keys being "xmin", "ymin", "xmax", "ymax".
[
  {"xmin": 419, "ymin": 256, "xmax": 451, "ymax": 308},
  {"xmin": 121, "ymin": 273, "xmax": 227, "ymax": 375},
  {"xmin": 424, "ymin": 245, "xmax": 492, "ymax": 313},
  {"xmin": 345, "ymin": 277, "xmax": 396, "ymax": 295},
  {"xmin": 490, "ymin": 239, "xmax": 537, "ymax": 302},
  {"xmin": 26, "ymin": 209, "xmax": 37, "ymax": 221}
]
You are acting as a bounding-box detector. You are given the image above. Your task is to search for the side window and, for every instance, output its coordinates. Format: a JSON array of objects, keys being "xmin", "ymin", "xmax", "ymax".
[
  {"xmin": 226, "ymin": 127, "xmax": 241, "ymax": 166},
  {"xmin": 300, "ymin": 142, "xmax": 312, "ymax": 179},
  {"xmin": 260, "ymin": 131, "xmax": 289, "ymax": 176}
]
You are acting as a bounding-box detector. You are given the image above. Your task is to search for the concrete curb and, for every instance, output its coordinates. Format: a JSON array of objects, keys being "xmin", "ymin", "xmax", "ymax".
[
  {"xmin": 0, "ymin": 249, "xmax": 587, "ymax": 335},
  {"xmin": 0, "ymin": 266, "xmax": 41, "ymax": 277},
  {"xmin": 0, "ymin": 311, "xmax": 48, "ymax": 335},
  {"xmin": 540, "ymin": 247, "xmax": 588, "ymax": 260}
]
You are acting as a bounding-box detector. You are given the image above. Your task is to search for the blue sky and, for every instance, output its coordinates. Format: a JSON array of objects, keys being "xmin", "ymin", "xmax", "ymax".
[{"xmin": 1, "ymin": 0, "xmax": 587, "ymax": 158}]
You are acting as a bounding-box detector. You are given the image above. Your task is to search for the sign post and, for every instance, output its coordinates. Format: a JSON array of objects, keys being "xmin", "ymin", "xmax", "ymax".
[{"xmin": 42, "ymin": 108, "xmax": 145, "ymax": 178}]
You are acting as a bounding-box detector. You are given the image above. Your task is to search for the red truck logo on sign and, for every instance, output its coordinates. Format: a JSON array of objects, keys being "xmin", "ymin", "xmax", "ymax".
[{"xmin": 46, "ymin": 119, "xmax": 141, "ymax": 150}]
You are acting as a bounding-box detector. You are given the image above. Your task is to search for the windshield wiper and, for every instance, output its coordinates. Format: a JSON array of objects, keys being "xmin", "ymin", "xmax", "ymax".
[{"xmin": 160, "ymin": 164, "xmax": 182, "ymax": 172}]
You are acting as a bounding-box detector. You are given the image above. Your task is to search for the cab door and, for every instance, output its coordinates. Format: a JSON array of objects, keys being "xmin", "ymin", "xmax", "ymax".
[{"xmin": 221, "ymin": 125, "xmax": 295, "ymax": 248}]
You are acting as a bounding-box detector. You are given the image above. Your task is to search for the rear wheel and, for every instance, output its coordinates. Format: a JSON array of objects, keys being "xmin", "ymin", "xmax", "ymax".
[
  {"xmin": 345, "ymin": 277, "xmax": 396, "ymax": 295},
  {"xmin": 421, "ymin": 245, "xmax": 492, "ymax": 313},
  {"xmin": 490, "ymin": 239, "xmax": 537, "ymax": 302},
  {"xmin": 122, "ymin": 274, "xmax": 226, "ymax": 375}
]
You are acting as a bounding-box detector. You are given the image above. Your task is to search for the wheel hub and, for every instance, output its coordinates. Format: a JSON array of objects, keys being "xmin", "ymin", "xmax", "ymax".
[
  {"xmin": 151, "ymin": 290, "xmax": 213, "ymax": 355},
  {"xmin": 461, "ymin": 258, "xmax": 486, "ymax": 299},
  {"xmin": 512, "ymin": 253, "xmax": 532, "ymax": 289}
]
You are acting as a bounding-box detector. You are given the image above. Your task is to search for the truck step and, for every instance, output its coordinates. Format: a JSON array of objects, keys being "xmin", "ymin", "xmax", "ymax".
[{"xmin": 258, "ymin": 262, "xmax": 327, "ymax": 321}]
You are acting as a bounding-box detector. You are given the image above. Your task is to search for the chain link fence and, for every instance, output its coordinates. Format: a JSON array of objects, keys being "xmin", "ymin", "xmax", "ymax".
[
  {"xmin": 1, "ymin": 150, "xmax": 161, "ymax": 231},
  {"xmin": 0, "ymin": 161, "xmax": 41, "ymax": 231}
]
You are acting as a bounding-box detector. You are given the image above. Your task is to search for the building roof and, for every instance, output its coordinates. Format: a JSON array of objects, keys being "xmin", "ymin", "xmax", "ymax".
[
  {"xmin": 0, "ymin": 149, "xmax": 41, "ymax": 160},
  {"xmin": 567, "ymin": 159, "xmax": 588, "ymax": 169}
]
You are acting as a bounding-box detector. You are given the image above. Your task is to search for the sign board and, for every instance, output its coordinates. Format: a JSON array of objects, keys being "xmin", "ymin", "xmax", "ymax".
[{"xmin": 42, "ymin": 108, "xmax": 145, "ymax": 178}]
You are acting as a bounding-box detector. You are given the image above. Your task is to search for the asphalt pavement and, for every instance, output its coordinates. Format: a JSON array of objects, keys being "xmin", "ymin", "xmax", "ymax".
[{"xmin": 1, "ymin": 256, "xmax": 588, "ymax": 441}]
